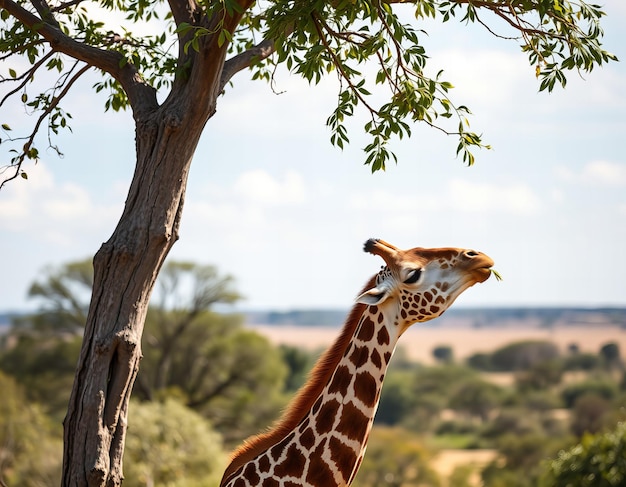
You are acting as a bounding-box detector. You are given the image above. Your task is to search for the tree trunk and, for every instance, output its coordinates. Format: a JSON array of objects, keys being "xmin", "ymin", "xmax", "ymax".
[{"xmin": 61, "ymin": 100, "xmax": 212, "ymax": 486}]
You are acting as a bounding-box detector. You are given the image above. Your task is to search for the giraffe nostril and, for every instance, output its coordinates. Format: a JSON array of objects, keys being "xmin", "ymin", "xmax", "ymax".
[{"xmin": 465, "ymin": 250, "xmax": 479, "ymax": 258}]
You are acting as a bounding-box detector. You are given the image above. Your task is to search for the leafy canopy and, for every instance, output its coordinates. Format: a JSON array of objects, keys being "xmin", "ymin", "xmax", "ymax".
[{"xmin": 0, "ymin": 0, "xmax": 618, "ymax": 183}]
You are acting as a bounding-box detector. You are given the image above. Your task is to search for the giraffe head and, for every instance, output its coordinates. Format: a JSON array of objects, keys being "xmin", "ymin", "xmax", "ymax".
[{"xmin": 356, "ymin": 238, "xmax": 494, "ymax": 333}]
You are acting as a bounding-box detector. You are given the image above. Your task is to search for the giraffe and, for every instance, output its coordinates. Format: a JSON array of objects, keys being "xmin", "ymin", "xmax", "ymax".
[{"xmin": 220, "ymin": 238, "xmax": 495, "ymax": 487}]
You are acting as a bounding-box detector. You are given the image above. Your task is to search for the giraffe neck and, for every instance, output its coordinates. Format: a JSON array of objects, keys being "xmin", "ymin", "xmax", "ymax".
[{"xmin": 220, "ymin": 303, "xmax": 400, "ymax": 487}]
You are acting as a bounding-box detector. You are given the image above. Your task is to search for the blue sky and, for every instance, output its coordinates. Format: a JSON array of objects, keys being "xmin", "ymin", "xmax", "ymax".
[{"xmin": 1, "ymin": 1, "xmax": 625, "ymax": 312}]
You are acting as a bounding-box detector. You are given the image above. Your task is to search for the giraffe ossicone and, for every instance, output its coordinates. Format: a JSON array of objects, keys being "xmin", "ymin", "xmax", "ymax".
[{"xmin": 220, "ymin": 238, "xmax": 494, "ymax": 487}]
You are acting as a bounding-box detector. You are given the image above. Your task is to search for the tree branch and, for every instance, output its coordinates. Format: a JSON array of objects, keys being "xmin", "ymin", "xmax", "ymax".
[
  {"xmin": 0, "ymin": 0, "xmax": 157, "ymax": 117},
  {"xmin": 0, "ymin": 50, "xmax": 54, "ymax": 106},
  {"xmin": 220, "ymin": 37, "xmax": 275, "ymax": 91},
  {"xmin": 30, "ymin": 0, "xmax": 60, "ymax": 28}
]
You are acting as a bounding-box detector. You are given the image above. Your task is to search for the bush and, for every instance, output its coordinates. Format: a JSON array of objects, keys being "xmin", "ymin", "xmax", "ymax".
[
  {"xmin": 541, "ymin": 422, "xmax": 626, "ymax": 487},
  {"xmin": 561, "ymin": 379, "xmax": 618, "ymax": 408},
  {"xmin": 124, "ymin": 399, "xmax": 227, "ymax": 487},
  {"xmin": 570, "ymin": 393, "xmax": 612, "ymax": 437},
  {"xmin": 563, "ymin": 352, "xmax": 601, "ymax": 371}
]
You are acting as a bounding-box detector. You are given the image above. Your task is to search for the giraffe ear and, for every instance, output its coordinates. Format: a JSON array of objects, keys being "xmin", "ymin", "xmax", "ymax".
[{"xmin": 356, "ymin": 286, "xmax": 391, "ymax": 306}]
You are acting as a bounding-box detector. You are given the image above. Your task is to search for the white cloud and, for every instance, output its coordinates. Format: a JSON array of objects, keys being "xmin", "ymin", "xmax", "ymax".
[
  {"xmin": 556, "ymin": 160, "xmax": 626, "ymax": 187},
  {"xmin": 233, "ymin": 169, "xmax": 307, "ymax": 206},
  {"xmin": 446, "ymin": 179, "xmax": 541, "ymax": 215},
  {"xmin": 0, "ymin": 163, "xmax": 121, "ymax": 242}
]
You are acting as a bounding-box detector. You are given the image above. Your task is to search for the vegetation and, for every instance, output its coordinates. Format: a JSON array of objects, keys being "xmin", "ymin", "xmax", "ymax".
[
  {"xmin": 1, "ymin": 260, "xmax": 625, "ymax": 485},
  {"xmin": 541, "ymin": 422, "xmax": 626, "ymax": 487}
]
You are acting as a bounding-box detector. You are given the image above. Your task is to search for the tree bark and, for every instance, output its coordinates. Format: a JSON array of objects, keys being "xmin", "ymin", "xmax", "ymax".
[{"xmin": 61, "ymin": 99, "xmax": 213, "ymax": 486}]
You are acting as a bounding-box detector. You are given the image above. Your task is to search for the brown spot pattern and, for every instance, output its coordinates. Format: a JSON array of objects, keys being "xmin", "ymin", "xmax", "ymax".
[
  {"xmin": 349, "ymin": 345, "xmax": 370, "ymax": 368},
  {"xmin": 336, "ymin": 401, "xmax": 369, "ymax": 441},
  {"xmin": 371, "ymin": 349, "xmax": 382, "ymax": 368},
  {"xmin": 353, "ymin": 371, "xmax": 377, "ymax": 407},
  {"xmin": 258, "ymin": 454, "xmax": 271, "ymax": 473},
  {"xmin": 274, "ymin": 443, "xmax": 306, "ymax": 478},
  {"xmin": 377, "ymin": 327, "xmax": 390, "ymax": 346},
  {"xmin": 244, "ymin": 463, "xmax": 260, "ymax": 485},
  {"xmin": 315, "ymin": 399, "xmax": 340, "ymax": 434},
  {"xmin": 300, "ymin": 427, "xmax": 316, "ymax": 450},
  {"xmin": 328, "ymin": 365, "xmax": 351, "ymax": 394},
  {"xmin": 329, "ymin": 436, "xmax": 358, "ymax": 483},
  {"xmin": 356, "ymin": 316, "xmax": 375, "ymax": 341},
  {"xmin": 270, "ymin": 431, "xmax": 294, "ymax": 461},
  {"xmin": 306, "ymin": 440, "xmax": 337, "ymax": 487}
]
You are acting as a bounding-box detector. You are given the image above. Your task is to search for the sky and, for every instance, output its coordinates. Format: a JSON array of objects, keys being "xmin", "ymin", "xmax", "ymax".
[{"xmin": 1, "ymin": 1, "xmax": 625, "ymax": 313}]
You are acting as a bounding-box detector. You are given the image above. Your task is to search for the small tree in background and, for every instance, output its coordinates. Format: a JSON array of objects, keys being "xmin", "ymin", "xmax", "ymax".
[
  {"xmin": 600, "ymin": 342, "xmax": 622, "ymax": 371},
  {"xmin": 432, "ymin": 344, "xmax": 454, "ymax": 364}
]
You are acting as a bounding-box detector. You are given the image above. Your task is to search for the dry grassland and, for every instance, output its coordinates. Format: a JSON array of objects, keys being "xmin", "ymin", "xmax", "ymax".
[{"xmin": 251, "ymin": 324, "xmax": 626, "ymax": 365}]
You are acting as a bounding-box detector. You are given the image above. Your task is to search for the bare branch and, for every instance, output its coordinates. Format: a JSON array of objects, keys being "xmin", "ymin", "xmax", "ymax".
[
  {"xmin": 50, "ymin": 0, "xmax": 86, "ymax": 13},
  {"xmin": 0, "ymin": 63, "xmax": 90, "ymax": 190},
  {"xmin": 0, "ymin": 50, "xmax": 55, "ymax": 106},
  {"xmin": 220, "ymin": 37, "xmax": 275, "ymax": 91}
]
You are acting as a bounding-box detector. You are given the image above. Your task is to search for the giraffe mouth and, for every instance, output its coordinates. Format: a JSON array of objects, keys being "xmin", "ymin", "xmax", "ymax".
[
  {"xmin": 472, "ymin": 266, "xmax": 493, "ymax": 283},
  {"xmin": 467, "ymin": 254, "xmax": 495, "ymax": 284}
]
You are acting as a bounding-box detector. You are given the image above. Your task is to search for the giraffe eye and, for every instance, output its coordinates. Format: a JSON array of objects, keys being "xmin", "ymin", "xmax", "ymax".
[{"xmin": 404, "ymin": 269, "xmax": 422, "ymax": 284}]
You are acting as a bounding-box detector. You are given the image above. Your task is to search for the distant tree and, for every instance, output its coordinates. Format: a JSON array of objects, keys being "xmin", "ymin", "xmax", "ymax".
[
  {"xmin": 139, "ymin": 314, "xmax": 288, "ymax": 445},
  {"xmin": 123, "ymin": 399, "xmax": 226, "ymax": 487},
  {"xmin": 515, "ymin": 359, "xmax": 564, "ymax": 391},
  {"xmin": 432, "ymin": 345, "xmax": 454, "ymax": 364},
  {"xmin": 568, "ymin": 343, "xmax": 580, "ymax": 355},
  {"xmin": 540, "ymin": 422, "xmax": 626, "ymax": 487},
  {"xmin": 20, "ymin": 259, "xmax": 93, "ymax": 335},
  {"xmin": 278, "ymin": 345, "xmax": 316, "ymax": 392},
  {"xmin": 376, "ymin": 370, "xmax": 420, "ymax": 426},
  {"xmin": 136, "ymin": 260, "xmax": 241, "ymax": 395},
  {"xmin": 448, "ymin": 377, "xmax": 504, "ymax": 421},
  {"xmin": 599, "ymin": 342, "xmax": 622, "ymax": 370},
  {"xmin": 490, "ymin": 341, "xmax": 560, "ymax": 371},
  {"xmin": 482, "ymin": 409, "xmax": 541, "ymax": 439},
  {"xmin": 353, "ymin": 426, "xmax": 440, "ymax": 487}
]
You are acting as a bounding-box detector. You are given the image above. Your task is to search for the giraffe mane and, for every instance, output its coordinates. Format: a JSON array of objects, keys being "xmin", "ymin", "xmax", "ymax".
[{"xmin": 219, "ymin": 275, "xmax": 376, "ymax": 485}]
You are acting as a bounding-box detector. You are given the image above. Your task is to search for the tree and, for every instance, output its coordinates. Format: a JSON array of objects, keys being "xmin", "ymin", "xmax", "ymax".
[
  {"xmin": 432, "ymin": 344, "xmax": 454, "ymax": 364},
  {"xmin": 490, "ymin": 340, "xmax": 560, "ymax": 371},
  {"xmin": 0, "ymin": 1, "xmax": 617, "ymax": 485},
  {"xmin": 448, "ymin": 377, "xmax": 504, "ymax": 422},
  {"xmin": 599, "ymin": 342, "xmax": 622, "ymax": 371}
]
